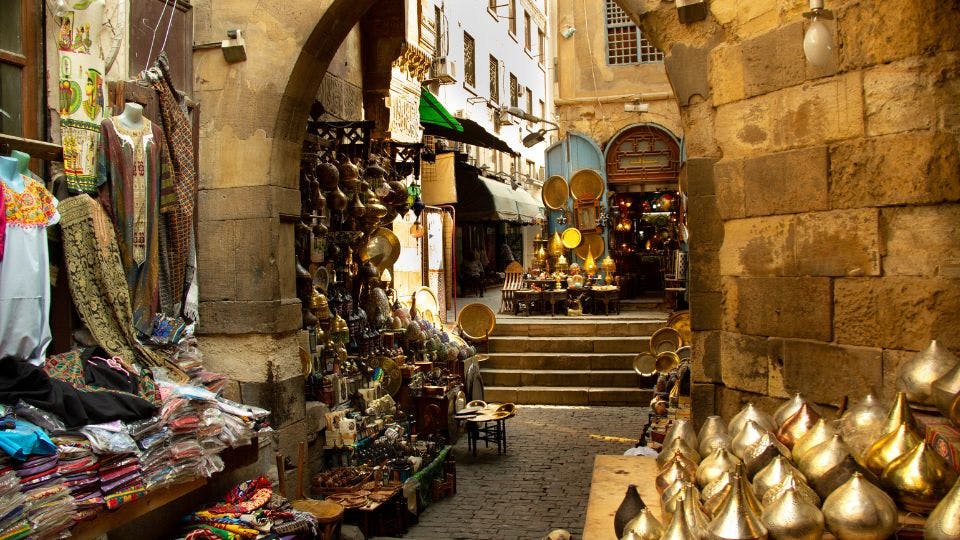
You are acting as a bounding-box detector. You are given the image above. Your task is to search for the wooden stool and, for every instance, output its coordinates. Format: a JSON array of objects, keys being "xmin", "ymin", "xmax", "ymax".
[{"xmin": 292, "ymin": 499, "xmax": 344, "ymax": 540}]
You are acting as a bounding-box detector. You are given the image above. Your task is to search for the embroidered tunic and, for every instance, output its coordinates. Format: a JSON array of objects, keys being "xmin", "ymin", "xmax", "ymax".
[
  {"xmin": 96, "ymin": 117, "xmax": 175, "ymax": 335},
  {"xmin": 0, "ymin": 176, "xmax": 59, "ymax": 365}
]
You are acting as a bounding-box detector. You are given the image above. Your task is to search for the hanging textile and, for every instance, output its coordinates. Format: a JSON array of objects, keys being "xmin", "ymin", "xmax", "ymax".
[
  {"xmin": 56, "ymin": 1, "xmax": 109, "ymax": 194},
  {"xmin": 58, "ymin": 195, "xmax": 186, "ymax": 381},
  {"xmin": 149, "ymin": 54, "xmax": 198, "ymax": 317}
]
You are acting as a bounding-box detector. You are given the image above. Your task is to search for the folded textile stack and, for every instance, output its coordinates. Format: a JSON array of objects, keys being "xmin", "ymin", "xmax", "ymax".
[
  {"xmin": 0, "ymin": 458, "xmax": 27, "ymax": 540},
  {"xmin": 15, "ymin": 453, "xmax": 76, "ymax": 538},
  {"xmin": 53, "ymin": 436, "xmax": 102, "ymax": 522},
  {"xmin": 161, "ymin": 397, "xmax": 203, "ymax": 485},
  {"xmin": 128, "ymin": 416, "xmax": 172, "ymax": 491},
  {"xmin": 97, "ymin": 453, "xmax": 144, "ymax": 511},
  {"xmin": 179, "ymin": 475, "xmax": 321, "ymax": 540}
]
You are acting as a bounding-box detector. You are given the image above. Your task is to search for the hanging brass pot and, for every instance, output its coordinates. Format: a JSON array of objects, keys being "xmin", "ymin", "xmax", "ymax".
[
  {"xmin": 697, "ymin": 446, "xmax": 741, "ymax": 489},
  {"xmin": 657, "ymin": 458, "xmax": 695, "ymax": 495},
  {"xmin": 620, "ymin": 507, "xmax": 664, "ymax": 540},
  {"xmin": 773, "ymin": 393, "xmax": 807, "ymax": 429},
  {"xmin": 776, "ymin": 402, "xmax": 821, "ymax": 450},
  {"xmin": 743, "ymin": 433, "xmax": 791, "ymax": 479},
  {"xmin": 657, "ymin": 437, "xmax": 701, "ymax": 468},
  {"xmin": 897, "ymin": 340, "xmax": 959, "ymax": 407},
  {"xmin": 698, "ymin": 416, "xmax": 732, "ymax": 456},
  {"xmin": 705, "ymin": 471, "xmax": 768, "ymax": 540},
  {"xmin": 760, "ymin": 483, "xmax": 825, "ymax": 540},
  {"xmin": 791, "ymin": 418, "xmax": 835, "ymax": 465},
  {"xmin": 925, "ymin": 476, "xmax": 960, "ymax": 539},
  {"xmin": 752, "ymin": 455, "xmax": 806, "ymax": 502},
  {"xmin": 760, "ymin": 471, "xmax": 821, "ymax": 508},
  {"xmin": 797, "ymin": 434, "xmax": 850, "ymax": 489},
  {"xmin": 729, "ymin": 403, "xmax": 777, "ymax": 437},
  {"xmin": 933, "ymin": 357, "xmax": 960, "ymax": 418},
  {"xmin": 881, "ymin": 391, "xmax": 920, "ymax": 437},
  {"xmin": 863, "ymin": 422, "xmax": 923, "ymax": 476},
  {"xmin": 821, "ymin": 472, "xmax": 898, "ymax": 539},
  {"xmin": 881, "ymin": 441, "xmax": 959, "ymax": 513},
  {"xmin": 664, "ymin": 419, "xmax": 699, "ymax": 455},
  {"xmin": 732, "ymin": 420, "xmax": 770, "ymax": 460}
]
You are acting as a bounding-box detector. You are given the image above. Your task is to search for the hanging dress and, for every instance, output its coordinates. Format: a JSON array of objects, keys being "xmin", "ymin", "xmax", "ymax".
[{"xmin": 0, "ymin": 176, "xmax": 59, "ymax": 365}]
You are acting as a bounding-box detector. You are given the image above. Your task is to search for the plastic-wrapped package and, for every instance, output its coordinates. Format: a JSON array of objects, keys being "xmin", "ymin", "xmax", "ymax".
[
  {"xmin": 197, "ymin": 453, "xmax": 224, "ymax": 477},
  {"xmin": 13, "ymin": 401, "xmax": 66, "ymax": 434},
  {"xmin": 78, "ymin": 426, "xmax": 138, "ymax": 455}
]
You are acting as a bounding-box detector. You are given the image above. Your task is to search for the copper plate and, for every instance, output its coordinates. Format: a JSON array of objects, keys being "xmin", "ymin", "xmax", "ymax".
[
  {"xmin": 667, "ymin": 311, "xmax": 692, "ymax": 345},
  {"xmin": 457, "ymin": 302, "xmax": 496, "ymax": 341},
  {"xmin": 633, "ymin": 351, "xmax": 657, "ymax": 376},
  {"xmin": 655, "ymin": 351, "xmax": 681, "ymax": 373},
  {"xmin": 574, "ymin": 233, "xmax": 605, "ymax": 259},
  {"xmin": 542, "ymin": 175, "xmax": 569, "ymax": 210},
  {"xmin": 381, "ymin": 358, "xmax": 402, "ymax": 396},
  {"xmin": 360, "ymin": 227, "xmax": 400, "ymax": 271},
  {"xmin": 650, "ymin": 327, "xmax": 682, "ymax": 354},
  {"xmin": 569, "ymin": 169, "xmax": 604, "ymax": 200},
  {"xmin": 561, "ymin": 227, "xmax": 582, "ymax": 249}
]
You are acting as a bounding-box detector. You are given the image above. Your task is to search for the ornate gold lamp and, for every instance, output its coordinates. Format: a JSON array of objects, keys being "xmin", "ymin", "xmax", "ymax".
[{"xmin": 601, "ymin": 255, "xmax": 616, "ymax": 284}]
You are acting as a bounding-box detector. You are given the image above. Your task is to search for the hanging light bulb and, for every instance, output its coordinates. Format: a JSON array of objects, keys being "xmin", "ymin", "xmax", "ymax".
[{"xmin": 803, "ymin": 0, "xmax": 834, "ymax": 67}]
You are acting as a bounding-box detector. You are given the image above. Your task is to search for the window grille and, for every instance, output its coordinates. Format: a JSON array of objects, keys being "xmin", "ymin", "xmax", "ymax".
[
  {"xmin": 604, "ymin": 0, "xmax": 663, "ymax": 65},
  {"xmin": 524, "ymin": 11, "xmax": 532, "ymax": 50},
  {"xmin": 464, "ymin": 33, "xmax": 476, "ymax": 87},
  {"xmin": 509, "ymin": 74, "xmax": 519, "ymax": 107},
  {"xmin": 525, "ymin": 88, "xmax": 533, "ymax": 116},
  {"xmin": 508, "ymin": 0, "xmax": 516, "ymax": 34},
  {"xmin": 489, "ymin": 55, "xmax": 500, "ymax": 103}
]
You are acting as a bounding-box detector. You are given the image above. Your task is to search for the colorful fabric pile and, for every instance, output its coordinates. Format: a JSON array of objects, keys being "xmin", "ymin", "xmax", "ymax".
[
  {"xmin": 15, "ymin": 452, "xmax": 76, "ymax": 538},
  {"xmin": 53, "ymin": 435, "xmax": 102, "ymax": 521},
  {"xmin": 179, "ymin": 475, "xmax": 320, "ymax": 539},
  {"xmin": 128, "ymin": 416, "xmax": 172, "ymax": 490},
  {"xmin": 0, "ymin": 459, "xmax": 27, "ymax": 540},
  {"xmin": 97, "ymin": 452, "xmax": 144, "ymax": 510}
]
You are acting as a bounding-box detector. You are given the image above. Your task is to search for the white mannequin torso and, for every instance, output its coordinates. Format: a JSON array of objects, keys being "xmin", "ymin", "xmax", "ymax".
[
  {"xmin": 117, "ymin": 102, "xmax": 145, "ymax": 130},
  {"xmin": 0, "ymin": 156, "xmax": 24, "ymax": 193}
]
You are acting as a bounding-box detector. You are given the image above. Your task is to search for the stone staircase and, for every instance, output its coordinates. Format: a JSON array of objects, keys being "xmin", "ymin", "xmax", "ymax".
[{"xmin": 481, "ymin": 317, "xmax": 666, "ymax": 406}]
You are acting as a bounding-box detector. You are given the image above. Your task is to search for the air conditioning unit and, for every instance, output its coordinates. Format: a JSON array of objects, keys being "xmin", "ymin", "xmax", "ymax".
[
  {"xmin": 430, "ymin": 57, "xmax": 457, "ymax": 84},
  {"xmin": 496, "ymin": 108, "xmax": 515, "ymax": 126}
]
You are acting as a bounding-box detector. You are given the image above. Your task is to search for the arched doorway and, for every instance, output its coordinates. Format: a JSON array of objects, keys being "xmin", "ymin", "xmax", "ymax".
[{"xmin": 602, "ymin": 124, "xmax": 684, "ymax": 301}]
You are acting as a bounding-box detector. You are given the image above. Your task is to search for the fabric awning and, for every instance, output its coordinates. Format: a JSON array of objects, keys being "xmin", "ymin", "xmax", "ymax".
[
  {"xmin": 419, "ymin": 88, "xmax": 463, "ymax": 132},
  {"xmin": 455, "ymin": 164, "xmax": 544, "ymax": 223},
  {"xmin": 423, "ymin": 116, "xmax": 519, "ymax": 156}
]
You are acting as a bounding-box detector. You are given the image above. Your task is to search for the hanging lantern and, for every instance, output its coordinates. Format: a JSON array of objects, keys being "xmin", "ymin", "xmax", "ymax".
[
  {"xmin": 584, "ymin": 247, "xmax": 598, "ymax": 277},
  {"xmin": 556, "ymin": 253, "xmax": 569, "ymax": 274},
  {"xmin": 549, "ymin": 232, "xmax": 563, "ymax": 256}
]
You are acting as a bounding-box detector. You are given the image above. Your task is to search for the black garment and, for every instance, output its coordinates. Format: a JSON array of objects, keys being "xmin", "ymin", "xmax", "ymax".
[{"xmin": 0, "ymin": 353, "xmax": 157, "ymax": 428}]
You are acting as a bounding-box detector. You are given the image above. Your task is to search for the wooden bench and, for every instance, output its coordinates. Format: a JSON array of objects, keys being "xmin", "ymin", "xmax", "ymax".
[{"xmin": 499, "ymin": 261, "xmax": 524, "ymax": 313}]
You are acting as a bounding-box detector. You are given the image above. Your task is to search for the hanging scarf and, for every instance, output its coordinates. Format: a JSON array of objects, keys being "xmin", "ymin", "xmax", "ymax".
[{"xmin": 0, "ymin": 182, "xmax": 5, "ymax": 261}]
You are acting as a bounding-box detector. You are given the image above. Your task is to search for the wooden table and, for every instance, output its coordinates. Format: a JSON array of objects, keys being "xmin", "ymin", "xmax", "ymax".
[{"xmin": 583, "ymin": 455, "xmax": 927, "ymax": 540}]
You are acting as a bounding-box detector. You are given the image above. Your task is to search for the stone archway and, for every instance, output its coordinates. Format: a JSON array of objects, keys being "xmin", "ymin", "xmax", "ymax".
[{"xmin": 616, "ymin": 0, "xmax": 960, "ymax": 426}]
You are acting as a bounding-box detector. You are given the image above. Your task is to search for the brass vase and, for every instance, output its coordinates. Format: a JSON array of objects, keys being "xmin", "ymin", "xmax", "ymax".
[
  {"xmin": 925, "ymin": 476, "xmax": 960, "ymax": 539},
  {"xmin": 697, "ymin": 446, "xmax": 741, "ymax": 489},
  {"xmin": 797, "ymin": 434, "xmax": 850, "ymax": 489},
  {"xmin": 881, "ymin": 441, "xmax": 959, "ymax": 513},
  {"xmin": 776, "ymin": 402, "xmax": 821, "ymax": 450},
  {"xmin": 657, "ymin": 458, "xmax": 694, "ymax": 495},
  {"xmin": 881, "ymin": 391, "xmax": 919, "ymax": 437},
  {"xmin": 699, "ymin": 416, "xmax": 732, "ymax": 456},
  {"xmin": 661, "ymin": 493, "xmax": 697, "ymax": 540},
  {"xmin": 620, "ymin": 507, "xmax": 663, "ymax": 540},
  {"xmin": 613, "ymin": 484, "xmax": 646, "ymax": 539},
  {"xmin": 664, "ymin": 419, "xmax": 699, "ymax": 455},
  {"xmin": 791, "ymin": 418, "xmax": 835, "ymax": 465},
  {"xmin": 863, "ymin": 422, "xmax": 922, "ymax": 476},
  {"xmin": 752, "ymin": 455, "xmax": 806, "ymax": 502},
  {"xmin": 760, "ymin": 471, "xmax": 820, "ymax": 508},
  {"xmin": 821, "ymin": 472, "xmax": 898, "ymax": 539},
  {"xmin": 773, "ymin": 393, "xmax": 807, "ymax": 429},
  {"xmin": 898, "ymin": 340, "xmax": 958, "ymax": 407},
  {"xmin": 732, "ymin": 420, "xmax": 770, "ymax": 460},
  {"xmin": 657, "ymin": 437, "xmax": 701, "ymax": 468},
  {"xmin": 760, "ymin": 483, "xmax": 825, "ymax": 540},
  {"xmin": 933, "ymin": 358, "xmax": 960, "ymax": 418},
  {"xmin": 838, "ymin": 393, "xmax": 886, "ymax": 461},
  {"xmin": 705, "ymin": 471, "xmax": 768, "ymax": 540},
  {"xmin": 743, "ymin": 433, "xmax": 791, "ymax": 479},
  {"xmin": 729, "ymin": 403, "xmax": 777, "ymax": 437}
]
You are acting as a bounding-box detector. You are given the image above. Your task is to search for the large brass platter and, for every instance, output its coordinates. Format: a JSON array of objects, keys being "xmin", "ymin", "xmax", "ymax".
[
  {"xmin": 633, "ymin": 352, "xmax": 657, "ymax": 377},
  {"xmin": 412, "ymin": 286, "xmax": 441, "ymax": 326},
  {"xmin": 667, "ymin": 311, "xmax": 692, "ymax": 346},
  {"xmin": 650, "ymin": 327, "xmax": 682, "ymax": 354},
  {"xmin": 542, "ymin": 175, "xmax": 569, "ymax": 210},
  {"xmin": 457, "ymin": 302, "xmax": 496, "ymax": 341},
  {"xmin": 381, "ymin": 358, "xmax": 402, "ymax": 395},
  {"xmin": 574, "ymin": 233, "xmax": 605, "ymax": 259},
  {"xmin": 569, "ymin": 169, "xmax": 604, "ymax": 200},
  {"xmin": 561, "ymin": 227, "xmax": 582, "ymax": 249},
  {"xmin": 655, "ymin": 351, "xmax": 681, "ymax": 373},
  {"xmin": 359, "ymin": 227, "xmax": 400, "ymax": 271}
]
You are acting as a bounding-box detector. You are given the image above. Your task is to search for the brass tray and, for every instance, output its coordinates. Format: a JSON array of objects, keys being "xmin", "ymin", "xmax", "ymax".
[
  {"xmin": 666, "ymin": 310, "xmax": 691, "ymax": 345},
  {"xmin": 650, "ymin": 327, "xmax": 682, "ymax": 354},
  {"xmin": 561, "ymin": 227, "xmax": 582, "ymax": 249},
  {"xmin": 542, "ymin": 175, "xmax": 569, "ymax": 210},
  {"xmin": 359, "ymin": 228, "xmax": 400, "ymax": 271},
  {"xmin": 655, "ymin": 350, "xmax": 681, "ymax": 373},
  {"xmin": 412, "ymin": 286, "xmax": 440, "ymax": 326},
  {"xmin": 574, "ymin": 233, "xmax": 605, "ymax": 259},
  {"xmin": 457, "ymin": 302, "xmax": 496, "ymax": 341},
  {"xmin": 676, "ymin": 345, "xmax": 692, "ymax": 362},
  {"xmin": 633, "ymin": 352, "xmax": 657, "ymax": 377},
  {"xmin": 380, "ymin": 358, "xmax": 402, "ymax": 396},
  {"xmin": 569, "ymin": 169, "xmax": 604, "ymax": 200}
]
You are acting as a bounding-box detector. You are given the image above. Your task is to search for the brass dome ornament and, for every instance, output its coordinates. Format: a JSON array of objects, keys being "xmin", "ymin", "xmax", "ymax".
[
  {"xmin": 797, "ymin": 434, "xmax": 851, "ymax": 489},
  {"xmin": 620, "ymin": 507, "xmax": 664, "ymax": 540},
  {"xmin": 698, "ymin": 416, "xmax": 732, "ymax": 456},
  {"xmin": 925, "ymin": 477, "xmax": 960, "ymax": 539},
  {"xmin": 680, "ymin": 485, "xmax": 712, "ymax": 540},
  {"xmin": 742, "ymin": 433, "xmax": 791, "ymax": 479},
  {"xmin": 663, "ymin": 419, "xmax": 699, "ymax": 455},
  {"xmin": 838, "ymin": 394, "xmax": 886, "ymax": 462},
  {"xmin": 897, "ymin": 340, "xmax": 959, "ymax": 407},
  {"xmin": 881, "ymin": 391, "xmax": 920, "ymax": 437},
  {"xmin": 661, "ymin": 493, "xmax": 697, "ymax": 540},
  {"xmin": 660, "ymin": 449, "xmax": 698, "ymax": 480},
  {"xmin": 661, "ymin": 480, "xmax": 696, "ymax": 521},
  {"xmin": 697, "ymin": 446, "xmax": 741, "ymax": 489},
  {"xmin": 932, "ymin": 356, "xmax": 960, "ymax": 417},
  {"xmin": 657, "ymin": 458, "xmax": 695, "ymax": 495},
  {"xmin": 760, "ymin": 483, "xmax": 825, "ymax": 540},
  {"xmin": 702, "ymin": 470, "xmax": 734, "ymax": 506},
  {"xmin": 791, "ymin": 418, "xmax": 835, "ymax": 465},
  {"xmin": 821, "ymin": 472, "xmax": 898, "ymax": 539},
  {"xmin": 760, "ymin": 471, "xmax": 821, "ymax": 508},
  {"xmin": 729, "ymin": 403, "xmax": 777, "ymax": 437},
  {"xmin": 735, "ymin": 463, "xmax": 764, "ymax": 517},
  {"xmin": 703, "ymin": 482, "xmax": 732, "ymax": 519},
  {"xmin": 773, "ymin": 393, "xmax": 808, "ymax": 429},
  {"xmin": 863, "ymin": 422, "xmax": 923, "ymax": 477},
  {"xmin": 732, "ymin": 420, "xmax": 770, "ymax": 460},
  {"xmin": 705, "ymin": 472, "xmax": 768, "ymax": 540},
  {"xmin": 657, "ymin": 437, "xmax": 701, "ymax": 468},
  {"xmin": 776, "ymin": 402, "xmax": 821, "ymax": 450},
  {"xmin": 753, "ymin": 456, "xmax": 806, "ymax": 502},
  {"xmin": 881, "ymin": 441, "xmax": 959, "ymax": 513}
]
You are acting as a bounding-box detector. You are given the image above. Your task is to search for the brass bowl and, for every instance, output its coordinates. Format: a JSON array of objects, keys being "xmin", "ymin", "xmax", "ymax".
[
  {"xmin": 655, "ymin": 351, "xmax": 681, "ymax": 373},
  {"xmin": 633, "ymin": 352, "xmax": 657, "ymax": 376},
  {"xmin": 651, "ymin": 327, "xmax": 683, "ymax": 354}
]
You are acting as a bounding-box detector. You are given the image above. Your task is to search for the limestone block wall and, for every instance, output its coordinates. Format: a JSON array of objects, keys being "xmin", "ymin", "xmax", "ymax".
[{"xmin": 618, "ymin": 0, "xmax": 960, "ymax": 425}]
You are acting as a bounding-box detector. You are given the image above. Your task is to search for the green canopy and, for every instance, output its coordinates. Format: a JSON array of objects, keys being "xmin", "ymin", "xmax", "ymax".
[{"xmin": 419, "ymin": 88, "xmax": 463, "ymax": 132}]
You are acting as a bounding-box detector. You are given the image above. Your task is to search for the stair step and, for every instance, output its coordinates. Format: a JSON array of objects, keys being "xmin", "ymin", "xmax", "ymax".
[
  {"xmin": 484, "ymin": 386, "xmax": 655, "ymax": 406},
  {"xmin": 482, "ymin": 369, "xmax": 641, "ymax": 388},
  {"xmin": 488, "ymin": 335, "xmax": 650, "ymax": 354},
  {"xmin": 492, "ymin": 319, "xmax": 666, "ymax": 337},
  {"xmin": 482, "ymin": 353, "xmax": 637, "ymax": 371}
]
